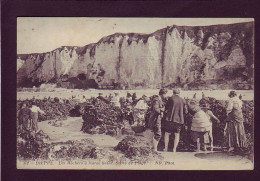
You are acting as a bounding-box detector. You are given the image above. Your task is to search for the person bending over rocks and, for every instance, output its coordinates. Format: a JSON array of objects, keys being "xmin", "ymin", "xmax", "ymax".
[
  {"xmin": 30, "ymin": 102, "xmax": 46, "ymax": 133},
  {"xmin": 189, "ymin": 101, "xmax": 212, "ymax": 152}
]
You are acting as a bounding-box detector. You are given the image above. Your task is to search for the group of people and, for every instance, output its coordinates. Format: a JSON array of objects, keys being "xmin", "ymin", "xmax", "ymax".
[
  {"xmin": 18, "ymin": 88, "xmax": 248, "ymax": 153},
  {"xmin": 148, "ymin": 88, "xmax": 247, "ymax": 153},
  {"xmin": 97, "ymin": 92, "xmax": 140, "ymax": 107},
  {"xmin": 18, "ymin": 102, "xmax": 46, "ymax": 133}
]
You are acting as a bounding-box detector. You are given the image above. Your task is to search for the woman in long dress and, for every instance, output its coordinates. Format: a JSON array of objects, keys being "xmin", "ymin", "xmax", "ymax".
[
  {"xmin": 18, "ymin": 103, "xmax": 32, "ymax": 131},
  {"xmin": 224, "ymin": 91, "xmax": 247, "ymax": 152}
]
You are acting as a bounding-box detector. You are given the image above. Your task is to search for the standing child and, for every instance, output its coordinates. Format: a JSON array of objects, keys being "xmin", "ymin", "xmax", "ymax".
[
  {"xmin": 189, "ymin": 101, "xmax": 212, "ymax": 152},
  {"xmin": 201, "ymin": 104, "xmax": 220, "ymax": 151}
]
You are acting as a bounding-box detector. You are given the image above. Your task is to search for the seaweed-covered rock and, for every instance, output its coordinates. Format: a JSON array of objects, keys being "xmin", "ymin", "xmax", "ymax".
[
  {"xmin": 81, "ymin": 98, "xmax": 124, "ymax": 135},
  {"xmin": 17, "ymin": 126, "xmax": 99, "ymax": 160},
  {"xmin": 199, "ymin": 97, "xmax": 227, "ymax": 121},
  {"xmin": 69, "ymin": 105, "xmax": 82, "ymax": 117},
  {"xmin": 44, "ymin": 139, "xmax": 98, "ymax": 160},
  {"xmin": 17, "ymin": 99, "xmax": 70, "ymax": 121},
  {"xmin": 17, "ymin": 98, "xmax": 90, "ymax": 121},
  {"xmin": 241, "ymin": 100, "xmax": 254, "ymax": 159},
  {"xmin": 17, "ymin": 128, "xmax": 49, "ymax": 160},
  {"xmin": 242, "ymin": 100, "xmax": 254, "ymax": 127},
  {"xmin": 114, "ymin": 136, "xmax": 152, "ymax": 159}
]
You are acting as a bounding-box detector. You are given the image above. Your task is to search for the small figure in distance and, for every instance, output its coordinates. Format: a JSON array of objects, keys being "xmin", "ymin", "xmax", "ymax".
[
  {"xmin": 97, "ymin": 93, "xmax": 110, "ymax": 104},
  {"xmin": 111, "ymin": 92, "xmax": 121, "ymax": 108},
  {"xmin": 202, "ymin": 92, "xmax": 205, "ymax": 99},
  {"xmin": 126, "ymin": 92, "xmax": 133, "ymax": 104},
  {"xmin": 132, "ymin": 93, "xmax": 137, "ymax": 104}
]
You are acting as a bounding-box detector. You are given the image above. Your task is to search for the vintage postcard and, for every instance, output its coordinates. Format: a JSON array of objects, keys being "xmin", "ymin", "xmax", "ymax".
[{"xmin": 16, "ymin": 18, "xmax": 254, "ymax": 170}]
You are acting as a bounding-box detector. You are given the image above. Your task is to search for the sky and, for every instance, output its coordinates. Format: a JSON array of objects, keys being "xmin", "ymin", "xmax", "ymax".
[{"xmin": 17, "ymin": 18, "xmax": 254, "ymax": 54}]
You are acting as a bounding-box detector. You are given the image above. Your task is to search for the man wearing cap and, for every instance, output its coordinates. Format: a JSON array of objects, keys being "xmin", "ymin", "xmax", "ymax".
[
  {"xmin": 164, "ymin": 88, "xmax": 187, "ymax": 153},
  {"xmin": 149, "ymin": 88, "xmax": 168, "ymax": 152}
]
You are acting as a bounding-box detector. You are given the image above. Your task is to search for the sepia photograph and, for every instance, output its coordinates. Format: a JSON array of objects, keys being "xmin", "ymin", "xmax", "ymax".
[{"xmin": 16, "ymin": 17, "xmax": 254, "ymax": 170}]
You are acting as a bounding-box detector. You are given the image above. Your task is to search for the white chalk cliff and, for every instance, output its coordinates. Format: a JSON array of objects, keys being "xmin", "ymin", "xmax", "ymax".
[{"xmin": 17, "ymin": 22, "xmax": 254, "ymax": 89}]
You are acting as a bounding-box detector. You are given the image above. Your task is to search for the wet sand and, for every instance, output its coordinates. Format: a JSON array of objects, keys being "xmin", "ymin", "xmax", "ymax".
[{"xmin": 24, "ymin": 117, "xmax": 253, "ymax": 170}]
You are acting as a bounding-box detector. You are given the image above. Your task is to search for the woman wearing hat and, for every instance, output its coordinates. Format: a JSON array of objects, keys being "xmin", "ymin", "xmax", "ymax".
[
  {"xmin": 201, "ymin": 103, "xmax": 220, "ymax": 151},
  {"xmin": 224, "ymin": 90, "xmax": 247, "ymax": 152}
]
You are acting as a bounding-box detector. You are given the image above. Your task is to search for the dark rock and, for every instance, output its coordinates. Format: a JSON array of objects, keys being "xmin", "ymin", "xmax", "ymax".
[{"xmin": 114, "ymin": 136, "xmax": 152, "ymax": 158}]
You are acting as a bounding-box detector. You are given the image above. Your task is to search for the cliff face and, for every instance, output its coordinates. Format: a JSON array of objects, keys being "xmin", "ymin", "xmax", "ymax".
[{"xmin": 17, "ymin": 22, "xmax": 254, "ymax": 89}]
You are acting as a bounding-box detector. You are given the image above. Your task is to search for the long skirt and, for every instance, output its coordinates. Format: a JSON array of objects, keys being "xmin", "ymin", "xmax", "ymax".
[{"xmin": 224, "ymin": 110, "xmax": 247, "ymax": 148}]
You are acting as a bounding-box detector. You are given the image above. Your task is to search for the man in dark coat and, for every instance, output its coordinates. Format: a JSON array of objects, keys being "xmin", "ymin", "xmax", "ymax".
[{"xmin": 164, "ymin": 88, "xmax": 187, "ymax": 152}]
